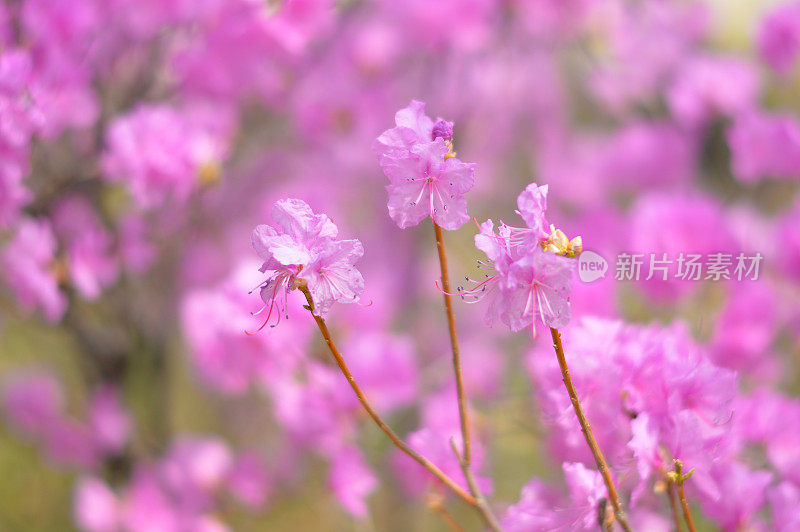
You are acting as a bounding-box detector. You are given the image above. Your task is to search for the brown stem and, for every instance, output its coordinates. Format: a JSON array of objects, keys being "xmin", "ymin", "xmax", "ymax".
[
  {"xmin": 296, "ymin": 283, "xmax": 477, "ymax": 508},
  {"xmin": 597, "ymin": 499, "xmax": 613, "ymax": 532},
  {"xmin": 549, "ymin": 328, "xmax": 633, "ymax": 532},
  {"xmin": 427, "ymin": 491, "xmax": 468, "ymax": 532},
  {"xmin": 432, "ymin": 221, "xmax": 472, "ymax": 465},
  {"xmin": 674, "ymin": 461, "xmax": 697, "ymax": 532},
  {"xmin": 666, "ymin": 478, "xmax": 683, "ymax": 532},
  {"xmin": 434, "ymin": 507, "xmax": 467, "ymax": 532},
  {"xmin": 449, "ymin": 440, "xmax": 505, "ymax": 532}
]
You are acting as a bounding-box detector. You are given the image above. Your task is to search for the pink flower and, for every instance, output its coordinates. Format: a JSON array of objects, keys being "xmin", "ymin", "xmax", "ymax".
[
  {"xmin": 328, "ymin": 446, "xmax": 377, "ymax": 518},
  {"xmin": 102, "ymin": 104, "xmax": 232, "ymax": 208},
  {"xmin": 505, "ymin": 463, "xmax": 642, "ymax": 532},
  {"xmin": 51, "ymin": 196, "xmax": 119, "ymax": 300},
  {"xmin": 160, "ymin": 438, "xmax": 233, "ymax": 497},
  {"xmin": 395, "ymin": 427, "xmax": 492, "ymax": 497},
  {"xmin": 778, "ymin": 200, "xmax": 800, "ymax": 282},
  {"xmin": 300, "ymin": 239, "xmax": 365, "ymax": 317},
  {"xmin": 225, "ymin": 452, "xmax": 271, "ymax": 508},
  {"xmin": 502, "ymin": 477, "xmax": 560, "ymax": 531},
  {"xmin": 709, "ymin": 284, "xmax": 780, "ymax": 383},
  {"xmin": 2, "ymin": 372, "xmax": 63, "ymax": 438},
  {"xmin": 598, "ymin": 121, "xmax": 695, "ymax": 189},
  {"xmin": 697, "ymin": 462, "xmax": 772, "ymax": 531},
  {"xmin": 737, "ymin": 391, "xmax": 800, "ymax": 488},
  {"xmin": 74, "ymin": 478, "xmax": 119, "ymax": 532},
  {"xmin": 667, "ymin": 55, "xmax": 759, "ymax": 127},
  {"xmin": 88, "ymin": 386, "xmax": 132, "ymax": 456},
  {"xmin": 727, "ymin": 111, "xmax": 800, "ymax": 182},
  {"xmin": 44, "ymin": 417, "xmax": 98, "ymax": 469},
  {"xmin": 265, "ymin": 0, "xmax": 336, "ymax": 55},
  {"xmin": 182, "ymin": 260, "xmax": 311, "ymax": 394},
  {"xmin": 466, "ymin": 184, "xmax": 576, "ymax": 337},
  {"xmin": 0, "ymin": 217, "xmax": 66, "ymax": 322},
  {"xmin": 0, "ymin": 4, "xmax": 10, "ymax": 46},
  {"xmin": 431, "ymin": 119, "xmax": 454, "ymax": 141},
  {"xmin": 628, "ymin": 191, "xmax": 734, "ymax": 302},
  {"xmin": 381, "ymin": 137, "xmax": 476, "ymax": 230},
  {"xmin": 254, "ymin": 199, "xmax": 339, "ymax": 266},
  {"xmin": 375, "ymin": 0, "xmax": 494, "ymax": 51},
  {"xmin": 119, "ymin": 214, "xmax": 156, "ymax": 274},
  {"xmin": 527, "ymin": 318, "xmax": 737, "ymax": 503},
  {"xmin": 372, "ymin": 100, "xmax": 435, "ymax": 159},
  {"xmin": 770, "ymin": 482, "xmax": 800, "ymax": 531},
  {"xmin": 510, "ymin": 182, "xmax": 551, "ymax": 250},
  {"xmin": 757, "ymin": 2, "xmax": 800, "ymax": 75},
  {"xmin": 251, "ymin": 198, "xmax": 364, "ymax": 320},
  {"xmin": 269, "ymin": 364, "xmax": 354, "ymax": 452},
  {"xmin": 342, "ymin": 332, "xmax": 418, "ymax": 413},
  {"xmin": 374, "ymin": 101, "xmax": 476, "ymax": 230},
  {"xmin": 561, "ymin": 462, "xmax": 609, "ymax": 530},
  {"xmin": 504, "ymin": 249, "xmax": 573, "ymax": 334},
  {"xmin": 0, "ymin": 50, "xmax": 36, "ymax": 227},
  {"xmin": 476, "ymin": 183, "xmax": 552, "ymax": 257},
  {"xmin": 121, "ymin": 469, "xmax": 180, "ymax": 532}
]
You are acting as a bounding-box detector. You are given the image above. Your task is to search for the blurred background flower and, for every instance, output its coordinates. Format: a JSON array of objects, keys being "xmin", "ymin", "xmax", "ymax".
[{"xmin": 1, "ymin": 0, "xmax": 799, "ymax": 530}]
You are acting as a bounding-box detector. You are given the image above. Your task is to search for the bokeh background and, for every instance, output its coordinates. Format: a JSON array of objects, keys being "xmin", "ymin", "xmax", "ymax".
[{"xmin": 1, "ymin": 0, "xmax": 799, "ymax": 530}]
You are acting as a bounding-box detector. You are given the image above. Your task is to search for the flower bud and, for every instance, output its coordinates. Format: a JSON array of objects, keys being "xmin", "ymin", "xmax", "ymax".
[{"xmin": 431, "ymin": 119, "xmax": 454, "ymax": 141}]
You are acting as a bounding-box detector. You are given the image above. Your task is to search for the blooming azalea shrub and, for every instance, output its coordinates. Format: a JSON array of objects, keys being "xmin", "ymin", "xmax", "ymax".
[{"xmin": 1, "ymin": 0, "xmax": 800, "ymax": 531}]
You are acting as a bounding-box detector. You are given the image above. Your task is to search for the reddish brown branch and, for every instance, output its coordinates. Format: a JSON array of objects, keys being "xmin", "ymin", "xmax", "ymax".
[
  {"xmin": 449, "ymin": 439, "xmax": 504, "ymax": 532},
  {"xmin": 427, "ymin": 491, "xmax": 468, "ymax": 532},
  {"xmin": 673, "ymin": 460, "xmax": 697, "ymax": 532},
  {"xmin": 297, "ymin": 283, "xmax": 477, "ymax": 508},
  {"xmin": 432, "ymin": 221, "xmax": 472, "ymax": 465},
  {"xmin": 665, "ymin": 476, "xmax": 683, "ymax": 532},
  {"xmin": 550, "ymin": 328, "xmax": 633, "ymax": 532}
]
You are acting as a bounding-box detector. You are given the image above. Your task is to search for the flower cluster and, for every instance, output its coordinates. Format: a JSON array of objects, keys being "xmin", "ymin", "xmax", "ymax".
[
  {"xmin": 251, "ymin": 199, "xmax": 364, "ymax": 320},
  {"xmin": 0, "ymin": 0, "xmax": 799, "ymax": 530},
  {"xmin": 2, "ymin": 371, "xmax": 270, "ymax": 532},
  {"xmin": 102, "ymin": 105, "xmax": 234, "ymax": 208},
  {"xmin": 506, "ymin": 316, "xmax": 800, "ymax": 531},
  {"xmin": 374, "ymin": 101, "xmax": 476, "ymax": 230},
  {"xmin": 0, "ymin": 51, "xmax": 38, "ymax": 227},
  {"xmin": 466, "ymin": 183, "xmax": 580, "ymax": 337},
  {"xmin": 2, "ymin": 374, "xmax": 131, "ymax": 469},
  {"xmin": 73, "ymin": 439, "xmax": 270, "ymax": 532}
]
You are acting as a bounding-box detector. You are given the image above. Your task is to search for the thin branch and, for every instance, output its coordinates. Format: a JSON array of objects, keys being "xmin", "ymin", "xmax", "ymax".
[
  {"xmin": 597, "ymin": 498, "xmax": 613, "ymax": 532},
  {"xmin": 549, "ymin": 328, "xmax": 633, "ymax": 532},
  {"xmin": 673, "ymin": 460, "xmax": 697, "ymax": 532},
  {"xmin": 296, "ymin": 283, "xmax": 477, "ymax": 508},
  {"xmin": 426, "ymin": 491, "xmax": 468, "ymax": 532},
  {"xmin": 665, "ymin": 476, "xmax": 683, "ymax": 532},
  {"xmin": 449, "ymin": 439, "xmax": 505, "ymax": 532},
  {"xmin": 432, "ymin": 221, "xmax": 472, "ymax": 465}
]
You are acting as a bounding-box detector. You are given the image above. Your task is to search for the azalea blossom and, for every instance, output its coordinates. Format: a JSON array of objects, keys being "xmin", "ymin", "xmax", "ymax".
[
  {"xmin": 0, "ymin": 217, "xmax": 67, "ymax": 322},
  {"xmin": 102, "ymin": 104, "xmax": 233, "ymax": 208},
  {"xmin": 2, "ymin": 1, "xmax": 800, "ymax": 530},
  {"xmin": 463, "ymin": 183, "xmax": 577, "ymax": 337},
  {"xmin": 251, "ymin": 198, "xmax": 364, "ymax": 322},
  {"xmin": 757, "ymin": 1, "xmax": 800, "ymax": 75},
  {"xmin": 374, "ymin": 101, "xmax": 477, "ymax": 230},
  {"xmin": 372, "ymin": 100, "xmax": 452, "ymax": 159},
  {"xmin": 381, "ymin": 138, "xmax": 476, "ymax": 230},
  {"xmin": 300, "ymin": 238, "xmax": 365, "ymax": 318}
]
